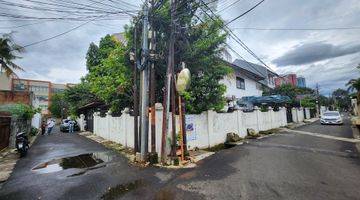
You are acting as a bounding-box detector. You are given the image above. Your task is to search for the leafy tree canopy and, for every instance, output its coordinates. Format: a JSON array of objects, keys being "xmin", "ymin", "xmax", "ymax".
[
  {"xmin": 81, "ymin": 1, "xmax": 232, "ymax": 114},
  {"xmin": 0, "ymin": 103, "xmax": 39, "ymax": 120},
  {"xmin": 124, "ymin": 1, "xmax": 231, "ymax": 113},
  {"xmin": 332, "ymin": 88, "xmax": 351, "ymax": 111},
  {"xmin": 86, "ymin": 45, "xmax": 133, "ymax": 114},
  {"xmin": 86, "ymin": 42, "xmax": 101, "ymax": 71},
  {"xmin": 300, "ymin": 97, "xmax": 316, "ymax": 109},
  {"xmin": 98, "ymin": 35, "xmax": 119, "ymax": 60},
  {"xmin": 49, "ymin": 93, "xmax": 68, "ymax": 118},
  {"xmin": 263, "ymin": 84, "xmax": 315, "ymax": 99},
  {"xmin": 263, "ymin": 84, "xmax": 316, "ymax": 107},
  {"xmin": 63, "ymin": 83, "xmax": 98, "ymax": 115}
]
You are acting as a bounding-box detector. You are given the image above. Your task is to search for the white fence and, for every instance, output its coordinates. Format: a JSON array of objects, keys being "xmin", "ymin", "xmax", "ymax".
[
  {"xmin": 93, "ymin": 104, "xmax": 288, "ymax": 152},
  {"xmin": 291, "ymin": 107, "xmax": 305, "ymax": 123}
]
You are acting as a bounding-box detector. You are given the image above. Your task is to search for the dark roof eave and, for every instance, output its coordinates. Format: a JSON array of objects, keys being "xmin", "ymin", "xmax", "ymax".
[
  {"xmin": 222, "ymin": 60, "xmax": 265, "ymax": 81},
  {"xmin": 77, "ymin": 102, "xmax": 106, "ymax": 111}
]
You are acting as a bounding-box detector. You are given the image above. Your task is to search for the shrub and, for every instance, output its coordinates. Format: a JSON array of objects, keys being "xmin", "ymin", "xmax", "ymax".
[
  {"xmin": 0, "ymin": 104, "xmax": 40, "ymax": 120},
  {"xmin": 30, "ymin": 127, "xmax": 38, "ymax": 136}
]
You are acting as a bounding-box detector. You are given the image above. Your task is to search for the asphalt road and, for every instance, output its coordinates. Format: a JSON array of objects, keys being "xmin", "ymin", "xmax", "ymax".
[{"xmin": 1, "ymin": 115, "xmax": 360, "ymax": 200}]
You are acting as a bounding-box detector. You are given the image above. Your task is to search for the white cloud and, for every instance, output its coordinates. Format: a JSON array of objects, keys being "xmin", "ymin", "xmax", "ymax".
[{"xmin": 2, "ymin": 0, "xmax": 359, "ymax": 94}]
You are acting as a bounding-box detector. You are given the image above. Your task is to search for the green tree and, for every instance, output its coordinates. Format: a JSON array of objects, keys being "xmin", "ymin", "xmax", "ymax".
[
  {"xmin": 346, "ymin": 78, "xmax": 360, "ymax": 98},
  {"xmin": 0, "ymin": 103, "xmax": 39, "ymax": 120},
  {"xmin": 332, "ymin": 88, "xmax": 351, "ymax": 111},
  {"xmin": 63, "ymin": 83, "xmax": 98, "ymax": 115},
  {"xmin": 124, "ymin": 2, "xmax": 231, "ymax": 113},
  {"xmin": 98, "ymin": 34, "xmax": 119, "ymax": 60},
  {"xmin": 86, "ymin": 42, "xmax": 101, "ymax": 71},
  {"xmin": 300, "ymin": 97, "xmax": 316, "ymax": 108},
  {"xmin": 0, "ymin": 33, "xmax": 24, "ymax": 76},
  {"xmin": 83, "ymin": 2, "xmax": 232, "ymax": 114},
  {"xmin": 49, "ymin": 93, "xmax": 68, "ymax": 118},
  {"xmin": 319, "ymin": 95, "xmax": 331, "ymax": 107},
  {"xmin": 263, "ymin": 84, "xmax": 315, "ymax": 106},
  {"xmin": 86, "ymin": 46, "xmax": 133, "ymax": 114}
]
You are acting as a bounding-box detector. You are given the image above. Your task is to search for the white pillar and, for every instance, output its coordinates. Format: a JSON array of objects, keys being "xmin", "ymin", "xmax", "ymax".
[
  {"xmin": 236, "ymin": 109, "xmax": 244, "ymax": 137},
  {"xmin": 291, "ymin": 108, "xmax": 298, "ymax": 123},
  {"xmin": 254, "ymin": 106, "xmax": 260, "ymax": 132},
  {"xmin": 207, "ymin": 110, "xmax": 215, "ymax": 148}
]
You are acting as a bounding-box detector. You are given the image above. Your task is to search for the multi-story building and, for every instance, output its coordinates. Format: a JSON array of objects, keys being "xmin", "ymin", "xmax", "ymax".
[
  {"xmin": 220, "ymin": 59, "xmax": 278, "ymax": 103},
  {"xmin": 275, "ymin": 74, "xmax": 298, "ymax": 87},
  {"xmin": 11, "ymin": 78, "xmax": 74, "ymax": 114},
  {"xmin": 221, "ymin": 62, "xmax": 264, "ymax": 100},
  {"xmin": 233, "ymin": 59, "xmax": 278, "ymax": 89},
  {"xmin": 0, "ymin": 71, "xmax": 34, "ymax": 106},
  {"xmin": 297, "ymin": 76, "xmax": 306, "ymax": 88}
]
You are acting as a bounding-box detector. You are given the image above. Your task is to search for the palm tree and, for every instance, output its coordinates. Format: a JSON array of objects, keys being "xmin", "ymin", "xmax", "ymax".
[
  {"xmin": 0, "ymin": 33, "xmax": 24, "ymax": 77},
  {"xmin": 347, "ymin": 78, "xmax": 360, "ymax": 95}
]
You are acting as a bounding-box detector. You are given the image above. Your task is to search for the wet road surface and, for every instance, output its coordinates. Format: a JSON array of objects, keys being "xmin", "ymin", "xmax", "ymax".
[
  {"xmin": 1, "ymin": 115, "xmax": 360, "ymax": 199},
  {"xmin": 0, "ymin": 127, "xmax": 166, "ymax": 199}
]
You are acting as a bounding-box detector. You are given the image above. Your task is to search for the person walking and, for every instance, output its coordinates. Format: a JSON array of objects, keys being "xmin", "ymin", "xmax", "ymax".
[
  {"xmin": 69, "ymin": 120, "xmax": 74, "ymax": 133},
  {"xmin": 47, "ymin": 119, "xmax": 55, "ymax": 135},
  {"xmin": 41, "ymin": 120, "xmax": 46, "ymax": 135}
]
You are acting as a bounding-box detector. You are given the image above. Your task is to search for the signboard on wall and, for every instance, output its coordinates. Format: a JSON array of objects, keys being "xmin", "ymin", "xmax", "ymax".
[{"xmin": 185, "ymin": 115, "xmax": 197, "ymax": 141}]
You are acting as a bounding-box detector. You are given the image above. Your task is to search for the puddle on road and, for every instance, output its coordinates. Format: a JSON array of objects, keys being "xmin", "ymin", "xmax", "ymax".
[
  {"xmin": 101, "ymin": 179, "xmax": 145, "ymax": 200},
  {"xmin": 32, "ymin": 152, "xmax": 114, "ymax": 174}
]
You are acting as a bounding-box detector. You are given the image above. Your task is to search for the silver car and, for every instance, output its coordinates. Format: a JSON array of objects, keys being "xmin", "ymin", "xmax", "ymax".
[{"xmin": 320, "ymin": 111, "xmax": 343, "ymax": 125}]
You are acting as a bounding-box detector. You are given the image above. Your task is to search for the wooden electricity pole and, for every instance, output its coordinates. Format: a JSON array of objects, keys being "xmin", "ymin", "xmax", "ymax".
[
  {"xmin": 161, "ymin": 0, "xmax": 177, "ymax": 164},
  {"xmin": 150, "ymin": 0, "xmax": 157, "ymax": 155}
]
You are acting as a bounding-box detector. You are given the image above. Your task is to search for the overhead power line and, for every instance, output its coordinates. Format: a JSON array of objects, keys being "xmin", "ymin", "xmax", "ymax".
[
  {"xmin": 0, "ymin": 0, "xmax": 139, "ymax": 22},
  {"xmin": 13, "ymin": 13, "xmax": 114, "ymax": 50},
  {"xmin": 232, "ymin": 26, "xmax": 360, "ymax": 31},
  {"xmin": 218, "ymin": 0, "xmax": 243, "ymax": 13},
  {"xmin": 193, "ymin": 7, "xmax": 268, "ymax": 78},
  {"xmin": 225, "ymin": 0, "xmax": 265, "ymax": 26},
  {"xmin": 20, "ymin": 20, "xmax": 94, "ymax": 49},
  {"xmin": 198, "ymin": 0, "xmax": 273, "ymax": 73}
]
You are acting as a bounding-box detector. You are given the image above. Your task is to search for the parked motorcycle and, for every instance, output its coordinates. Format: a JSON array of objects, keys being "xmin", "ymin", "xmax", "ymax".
[{"xmin": 16, "ymin": 132, "xmax": 29, "ymax": 157}]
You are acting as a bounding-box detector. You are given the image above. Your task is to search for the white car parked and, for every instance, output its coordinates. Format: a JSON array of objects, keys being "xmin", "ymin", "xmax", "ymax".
[{"xmin": 320, "ymin": 111, "xmax": 343, "ymax": 125}]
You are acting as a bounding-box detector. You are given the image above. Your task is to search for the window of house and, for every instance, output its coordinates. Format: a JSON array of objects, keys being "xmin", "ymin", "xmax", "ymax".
[{"xmin": 236, "ymin": 77, "xmax": 245, "ymax": 89}]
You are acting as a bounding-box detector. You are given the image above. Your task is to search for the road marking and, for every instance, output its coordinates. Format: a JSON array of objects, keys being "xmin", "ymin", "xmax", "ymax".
[{"xmin": 281, "ymin": 128, "xmax": 360, "ymax": 143}]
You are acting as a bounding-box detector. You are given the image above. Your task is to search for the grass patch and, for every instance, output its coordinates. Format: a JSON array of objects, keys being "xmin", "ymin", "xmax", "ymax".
[
  {"xmin": 245, "ymin": 134, "xmax": 260, "ymax": 139},
  {"xmin": 205, "ymin": 143, "xmax": 226, "ymax": 152},
  {"xmin": 259, "ymin": 128, "xmax": 280, "ymax": 135}
]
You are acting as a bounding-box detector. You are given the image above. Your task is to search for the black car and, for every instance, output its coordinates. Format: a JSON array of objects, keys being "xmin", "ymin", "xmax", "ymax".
[{"xmin": 60, "ymin": 119, "xmax": 80, "ymax": 132}]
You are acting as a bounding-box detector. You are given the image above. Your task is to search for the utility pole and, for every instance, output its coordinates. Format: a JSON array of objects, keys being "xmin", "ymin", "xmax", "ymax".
[
  {"xmin": 149, "ymin": 0, "xmax": 157, "ymax": 161},
  {"xmin": 161, "ymin": 0, "xmax": 177, "ymax": 164},
  {"xmin": 140, "ymin": 0, "xmax": 150, "ymax": 162},
  {"xmin": 132, "ymin": 24, "xmax": 139, "ymax": 153},
  {"xmin": 316, "ymin": 83, "xmax": 320, "ymax": 116}
]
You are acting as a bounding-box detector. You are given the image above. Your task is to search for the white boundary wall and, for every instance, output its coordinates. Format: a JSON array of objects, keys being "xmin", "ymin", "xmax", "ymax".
[
  {"xmin": 31, "ymin": 113, "xmax": 41, "ymax": 129},
  {"xmin": 93, "ymin": 104, "xmax": 288, "ymax": 152},
  {"xmin": 291, "ymin": 107, "xmax": 305, "ymax": 123}
]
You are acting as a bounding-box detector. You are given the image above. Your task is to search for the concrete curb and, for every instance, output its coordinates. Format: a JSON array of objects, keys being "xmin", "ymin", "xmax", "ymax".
[
  {"xmin": 351, "ymin": 125, "xmax": 360, "ymax": 154},
  {"xmin": 286, "ymin": 118, "xmax": 319, "ymax": 129}
]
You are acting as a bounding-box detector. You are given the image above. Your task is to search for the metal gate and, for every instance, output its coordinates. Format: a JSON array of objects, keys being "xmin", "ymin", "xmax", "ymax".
[
  {"xmin": 0, "ymin": 116, "xmax": 11, "ymax": 150},
  {"xmin": 286, "ymin": 108, "xmax": 293, "ymax": 123},
  {"xmin": 86, "ymin": 112, "xmax": 94, "ymax": 132}
]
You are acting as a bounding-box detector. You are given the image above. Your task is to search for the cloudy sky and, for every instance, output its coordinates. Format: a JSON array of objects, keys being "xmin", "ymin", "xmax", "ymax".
[{"xmin": 1, "ymin": 0, "xmax": 359, "ymax": 95}]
